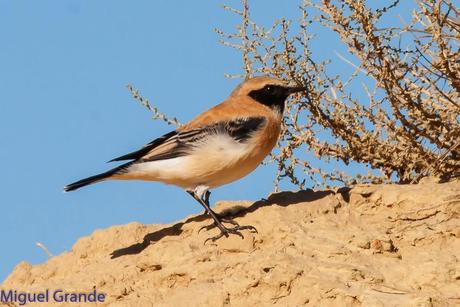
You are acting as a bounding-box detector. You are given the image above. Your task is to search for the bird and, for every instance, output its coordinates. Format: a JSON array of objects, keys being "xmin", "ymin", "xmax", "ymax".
[{"xmin": 64, "ymin": 76, "xmax": 305, "ymax": 242}]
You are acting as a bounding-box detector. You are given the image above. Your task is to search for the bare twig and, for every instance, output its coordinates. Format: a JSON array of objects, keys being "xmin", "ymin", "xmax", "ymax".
[
  {"xmin": 36, "ymin": 242, "xmax": 53, "ymax": 258},
  {"xmin": 126, "ymin": 84, "xmax": 182, "ymax": 127}
]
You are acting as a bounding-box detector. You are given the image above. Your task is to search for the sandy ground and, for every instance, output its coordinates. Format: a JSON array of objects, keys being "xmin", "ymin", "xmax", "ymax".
[{"xmin": 2, "ymin": 180, "xmax": 460, "ymax": 306}]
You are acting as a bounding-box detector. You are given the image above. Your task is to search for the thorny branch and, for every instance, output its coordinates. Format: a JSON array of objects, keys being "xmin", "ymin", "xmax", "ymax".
[
  {"xmin": 129, "ymin": 0, "xmax": 459, "ymax": 191},
  {"xmin": 127, "ymin": 84, "xmax": 182, "ymax": 127},
  {"xmin": 216, "ymin": 0, "xmax": 460, "ymax": 190}
]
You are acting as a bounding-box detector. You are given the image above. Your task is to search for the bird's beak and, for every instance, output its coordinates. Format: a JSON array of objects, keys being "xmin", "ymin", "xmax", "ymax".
[{"xmin": 286, "ymin": 86, "xmax": 306, "ymax": 95}]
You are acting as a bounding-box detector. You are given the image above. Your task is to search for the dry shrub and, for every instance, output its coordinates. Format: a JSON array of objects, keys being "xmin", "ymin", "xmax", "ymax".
[
  {"xmin": 130, "ymin": 0, "xmax": 459, "ymax": 190},
  {"xmin": 216, "ymin": 0, "xmax": 460, "ymax": 190}
]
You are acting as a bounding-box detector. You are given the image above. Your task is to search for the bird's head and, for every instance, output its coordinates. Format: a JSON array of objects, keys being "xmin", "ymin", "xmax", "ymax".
[{"xmin": 231, "ymin": 76, "xmax": 305, "ymax": 113}]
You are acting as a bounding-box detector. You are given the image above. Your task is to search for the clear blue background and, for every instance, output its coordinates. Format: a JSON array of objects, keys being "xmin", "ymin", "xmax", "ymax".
[{"xmin": 0, "ymin": 0, "xmax": 419, "ymax": 281}]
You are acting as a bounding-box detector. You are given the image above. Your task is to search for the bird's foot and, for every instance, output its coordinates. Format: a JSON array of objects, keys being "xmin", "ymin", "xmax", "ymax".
[
  {"xmin": 204, "ymin": 224, "xmax": 258, "ymax": 244},
  {"xmin": 187, "ymin": 189, "xmax": 257, "ymax": 243},
  {"xmin": 202, "ymin": 221, "xmax": 258, "ymax": 244},
  {"xmin": 198, "ymin": 216, "xmax": 240, "ymax": 233}
]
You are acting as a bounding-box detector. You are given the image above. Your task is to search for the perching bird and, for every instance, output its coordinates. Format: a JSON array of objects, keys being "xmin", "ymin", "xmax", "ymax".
[{"xmin": 64, "ymin": 76, "xmax": 305, "ymax": 241}]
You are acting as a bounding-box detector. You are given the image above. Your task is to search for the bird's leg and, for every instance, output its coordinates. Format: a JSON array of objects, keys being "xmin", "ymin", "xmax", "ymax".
[
  {"xmin": 202, "ymin": 190, "xmax": 211, "ymax": 215},
  {"xmin": 187, "ymin": 190, "xmax": 228, "ymax": 236},
  {"xmin": 187, "ymin": 190, "xmax": 213, "ymax": 216},
  {"xmin": 187, "ymin": 190, "xmax": 237, "ymax": 225},
  {"xmin": 186, "ymin": 190, "xmax": 258, "ymax": 243},
  {"xmin": 197, "ymin": 191, "xmax": 239, "ymax": 227},
  {"xmin": 204, "ymin": 190, "xmax": 211, "ymax": 206},
  {"xmin": 200, "ymin": 191, "xmax": 238, "ymax": 224},
  {"xmin": 206, "ymin": 191, "xmax": 239, "ymax": 226}
]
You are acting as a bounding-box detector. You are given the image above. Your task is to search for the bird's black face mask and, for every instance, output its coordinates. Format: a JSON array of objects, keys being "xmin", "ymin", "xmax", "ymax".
[{"xmin": 249, "ymin": 84, "xmax": 305, "ymax": 113}]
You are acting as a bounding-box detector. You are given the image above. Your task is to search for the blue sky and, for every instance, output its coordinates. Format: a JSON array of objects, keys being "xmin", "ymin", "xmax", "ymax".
[{"xmin": 0, "ymin": 0, "xmax": 419, "ymax": 281}]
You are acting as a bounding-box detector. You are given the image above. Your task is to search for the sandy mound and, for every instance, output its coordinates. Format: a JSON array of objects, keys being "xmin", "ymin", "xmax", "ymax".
[{"xmin": 2, "ymin": 180, "xmax": 460, "ymax": 306}]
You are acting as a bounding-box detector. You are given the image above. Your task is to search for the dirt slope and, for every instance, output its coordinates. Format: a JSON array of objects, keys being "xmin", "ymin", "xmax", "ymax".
[{"xmin": 2, "ymin": 180, "xmax": 460, "ymax": 306}]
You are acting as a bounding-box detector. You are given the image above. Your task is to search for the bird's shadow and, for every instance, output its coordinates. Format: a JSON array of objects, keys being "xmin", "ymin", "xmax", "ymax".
[{"xmin": 110, "ymin": 188, "xmax": 347, "ymax": 259}]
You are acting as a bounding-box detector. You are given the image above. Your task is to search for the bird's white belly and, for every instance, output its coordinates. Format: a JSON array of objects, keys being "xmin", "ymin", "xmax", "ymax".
[{"xmin": 125, "ymin": 134, "xmax": 266, "ymax": 189}]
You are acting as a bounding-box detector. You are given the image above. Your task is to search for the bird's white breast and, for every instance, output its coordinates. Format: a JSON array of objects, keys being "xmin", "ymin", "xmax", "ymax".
[{"xmin": 125, "ymin": 133, "xmax": 263, "ymax": 189}]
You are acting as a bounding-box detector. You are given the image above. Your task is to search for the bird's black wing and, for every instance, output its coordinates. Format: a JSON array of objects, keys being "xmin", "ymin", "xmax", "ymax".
[
  {"xmin": 108, "ymin": 130, "xmax": 177, "ymax": 162},
  {"xmin": 110, "ymin": 117, "xmax": 266, "ymax": 163},
  {"xmin": 221, "ymin": 117, "xmax": 266, "ymax": 142}
]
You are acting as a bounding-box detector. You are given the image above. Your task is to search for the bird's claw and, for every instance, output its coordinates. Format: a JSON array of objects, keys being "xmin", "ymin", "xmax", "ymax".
[
  {"xmin": 198, "ymin": 218, "xmax": 240, "ymax": 234},
  {"xmin": 203, "ymin": 224, "xmax": 258, "ymax": 244}
]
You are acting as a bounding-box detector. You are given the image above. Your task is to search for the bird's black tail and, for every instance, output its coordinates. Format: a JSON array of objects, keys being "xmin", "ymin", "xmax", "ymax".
[{"xmin": 64, "ymin": 162, "xmax": 132, "ymax": 192}]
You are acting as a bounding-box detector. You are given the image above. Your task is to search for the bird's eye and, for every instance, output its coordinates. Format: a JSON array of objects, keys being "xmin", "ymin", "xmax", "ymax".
[{"xmin": 265, "ymin": 86, "xmax": 273, "ymax": 92}]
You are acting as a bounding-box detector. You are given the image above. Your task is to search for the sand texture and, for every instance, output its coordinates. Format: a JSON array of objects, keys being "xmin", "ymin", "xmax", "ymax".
[{"xmin": 2, "ymin": 180, "xmax": 460, "ymax": 306}]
